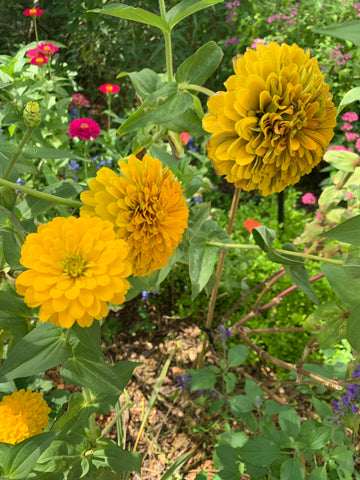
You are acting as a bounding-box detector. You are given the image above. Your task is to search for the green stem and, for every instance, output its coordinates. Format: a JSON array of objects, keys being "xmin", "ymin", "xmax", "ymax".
[
  {"xmin": 0, "ymin": 177, "xmax": 83, "ymax": 208},
  {"xmin": 33, "ymin": 18, "xmax": 39, "ymax": 44},
  {"xmin": 180, "ymin": 83, "xmax": 215, "ymax": 97},
  {"xmin": 84, "ymin": 141, "xmax": 89, "ymax": 180},
  {"xmin": 159, "ymin": 0, "xmax": 173, "ymax": 81},
  {"xmin": 207, "ymin": 241, "xmax": 344, "ymax": 265},
  {"xmin": 100, "ymin": 400, "xmax": 131, "ymax": 439},
  {"xmin": 107, "ymin": 94, "xmax": 111, "ymax": 131},
  {"xmin": 83, "ymin": 388, "xmax": 98, "ymax": 447},
  {"xmin": 3, "ymin": 127, "xmax": 34, "ymax": 179}
]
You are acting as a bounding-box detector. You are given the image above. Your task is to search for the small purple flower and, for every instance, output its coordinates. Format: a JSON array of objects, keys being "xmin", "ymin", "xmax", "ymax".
[
  {"xmin": 68, "ymin": 160, "xmax": 80, "ymax": 171},
  {"xmin": 96, "ymin": 158, "xmax": 112, "ymax": 169},
  {"xmin": 193, "ymin": 195, "xmax": 202, "ymax": 205},
  {"xmin": 177, "ymin": 373, "xmax": 192, "ymax": 391},
  {"xmin": 218, "ymin": 325, "xmax": 231, "ymax": 349},
  {"xmin": 141, "ymin": 291, "xmax": 150, "ymax": 301}
]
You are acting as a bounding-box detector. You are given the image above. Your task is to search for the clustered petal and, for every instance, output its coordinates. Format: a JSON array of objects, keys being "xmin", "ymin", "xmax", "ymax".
[
  {"xmin": 15, "ymin": 216, "xmax": 132, "ymax": 328},
  {"xmin": 80, "ymin": 154, "xmax": 189, "ymax": 277},
  {"xmin": 23, "ymin": 7, "xmax": 43, "ymax": 16},
  {"xmin": 99, "ymin": 84, "xmax": 120, "ymax": 94},
  {"xmin": 68, "ymin": 118, "xmax": 100, "ymax": 140},
  {"xmin": 0, "ymin": 389, "xmax": 50, "ymax": 444},
  {"xmin": 202, "ymin": 42, "xmax": 337, "ymax": 196},
  {"xmin": 36, "ymin": 42, "xmax": 59, "ymax": 55}
]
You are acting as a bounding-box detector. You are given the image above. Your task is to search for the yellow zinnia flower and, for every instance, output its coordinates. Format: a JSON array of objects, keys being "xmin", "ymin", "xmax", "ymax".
[
  {"xmin": 80, "ymin": 154, "xmax": 189, "ymax": 277},
  {"xmin": 202, "ymin": 42, "xmax": 337, "ymax": 196},
  {"xmin": 0, "ymin": 389, "xmax": 50, "ymax": 444},
  {"xmin": 16, "ymin": 216, "xmax": 132, "ymax": 328}
]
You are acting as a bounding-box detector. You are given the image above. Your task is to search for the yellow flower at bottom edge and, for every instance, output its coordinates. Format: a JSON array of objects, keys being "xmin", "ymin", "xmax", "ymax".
[
  {"xmin": 80, "ymin": 154, "xmax": 189, "ymax": 277},
  {"xmin": 16, "ymin": 215, "xmax": 132, "ymax": 328},
  {"xmin": 202, "ymin": 42, "xmax": 337, "ymax": 196},
  {"xmin": 0, "ymin": 389, "xmax": 50, "ymax": 444}
]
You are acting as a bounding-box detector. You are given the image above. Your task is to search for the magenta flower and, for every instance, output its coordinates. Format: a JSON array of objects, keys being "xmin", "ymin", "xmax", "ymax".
[
  {"xmin": 345, "ymin": 132, "xmax": 359, "ymax": 142},
  {"xmin": 315, "ymin": 213, "xmax": 324, "ymax": 220},
  {"xmin": 356, "ymin": 138, "xmax": 360, "ymax": 153},
  {"xmin": 23, "ymin": 8, "xmax": 43, "ymax": 16},
  {"xmin": 341, "ymin": 122, "xmax": 354, "ymax": 131},
  {"xmin": 68, "ymin": 118, "xmax": 100, "ymax": 140},
  {"xmin": 341, "ymin": 112, "xmax": 359, "ymax": 122},
  {"xmin": 69, "ymin": 93, "xmax": 90, "ymax": 108},
  {"xmin": 302, "ymin": 193, "xmax": 317, "ymax": 205},
  {"xmin": 99, "ymin": 84, "xmax": 120, "ymax": 94},
  {"xmin": 37, "ymin": 43, "xmax": 59, "ymax": 56},
  {"xmin": 26, "ymin": 49, "xmax": 38, "ymax": 58},
  {"xmin": 346, "ymin": 191, "xmax": 355, "ymax": 200},
  {"xmin": 29, "ymin": 55, "xmax": 48, "ymax": 66}
]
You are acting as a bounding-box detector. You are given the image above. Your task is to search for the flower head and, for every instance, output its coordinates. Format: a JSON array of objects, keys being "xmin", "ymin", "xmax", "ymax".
[
  {"xmin": 36, "ymin": 42, "xmax": 59, "ymax": 56},
  {"xmin": 0, "ymin": 390, "xmax": 50, "ymax": 444},
  {"xmin": 202, "ymin": 42, "xmax": 337, "ymax": 196},
  {"xmin": 301, "ymin": 192, "xmax": 316, "ymax": 205},
  {"xmin": 99, "ymin": 84, "xmax": 120, "ymax": 94},
  {"xmin": 180, "ymin": 131, "xmax": 191, "ymax": 146},
  {"xmin": 80, "ymin": 154, "xmax": 189, "ymax": 277},
  {"xmin": 244, "ymin": 218, "xmax": 261, "ymax": 232},
  {"xmin": 23, "ymin": 7, "xmax": 43, "ymax": 16},
  {"xmin": 23, "ymin": 101, "xmax": 41, "ymax": 128},
  {"xmin": 30, "ymin": 55, "xmax": 48, "ymax": 66},
  {"xmin": 16, "ymin": 216, "xmax": 132, "ymax": 328},
  {"xmin": 69, "ymin": 93, "xmax": 90, "ymax": 109},
  {"xmin": 68, "ymin": 118, "xmax": 100, "ymax": 140},
  {"xmin": 341, "ymin": 112, "xmax": 359, "ymax": 123}
]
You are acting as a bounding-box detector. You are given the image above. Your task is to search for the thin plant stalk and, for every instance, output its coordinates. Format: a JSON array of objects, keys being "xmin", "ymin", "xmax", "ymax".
[
  {"xmin": 83, "ymin": 388, "xmax": 98, "ymax": 447},
  {"xmin": 107, "ymin": 93, "xmax": 112, "ymax": 131},
  {"xmin": 159, "ymin": 0, "xmax": 173, "ymax": 81},
  {"xmin": 3, "ymin": 127, "xmax": 34, "ymax": 179},
  {"xmin": 196, "ymin": 188, "xmax": 241, "ymax": 368},
  {"xmin": 33, "ymin": 17, "xmax": 39, "ymax": 44}
]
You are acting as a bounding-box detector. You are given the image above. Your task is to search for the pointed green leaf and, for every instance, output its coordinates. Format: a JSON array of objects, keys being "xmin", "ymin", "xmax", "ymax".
[
  {"xmin": 344, "ymin": 255, "xmax": 360, "ymax": 279},
  {"xmin": 323, "ymin": 215, "xmax": 360, "ymax": 246},
  {"xmin": 252, "ymin": 227, "xmax": 303, "ymax": 265},
  {"xmin": 280, "ymin": 457, "xmax": 305, "ymax": 480},
  {"xmin": 52, "ymin": 392, "xmax": 95, "ymax": 435},
  {"xmin": 308, "ymin": 426, "xmax": 332, "ymax": 450},
  {"xmin": 117, "ymin": 68, "xmax": 164, "ymax": 101},
  {"xmin": 323, "ymin": 149, "xmax": 358, "ymax": 172},
  {"xmin": 338, "ymin": 87, "xmax": 360, "ymax": 112},
  {"xmin": 166, "ymin": 108, "xmax": 205, "ymax": 137},
  {"xmin": 346, "ymin": 304, "xmax": 360, "ymax": 352},
  {"xmin": 176, "ymin": 41, "xmax": 223, "ymax": 86},
  {"xmin": 321, "ymin": 263, "xmax": 360, "ymax": 308},
  {"xmin": 313, "ymin": 20, "xmax": 360, "ymax": 46},
  {"xmin": 228, "ymin": 344, "xmax": 248, "ymax": 367},
  {"xmin": 92, "ymin": 444, "xmax": 142, "ymax": 473},
  {"xmin": 166, "ymin": 0, "xmax": 223, "ymax": 30},
  {"xmin": 278, "ymin": 408, "xmax": 301, "ymax": 437},
  {"xmin": 189, "ymin": 367, "xmax": 216, "ymax": 392},
  {"xmin": 0, "ymin": 323, "xmax": 72, "ymax": 381},
  {"xmin": 239, "ymin": 437, "xmax": 279, "ymax": 466},
  {"xmin": 2, "ymin": 432, "xmax": 56, "ymax": 479},
  {"xmin": 91, "ymin": 3, "xmax": 170, "ymax": 32}
]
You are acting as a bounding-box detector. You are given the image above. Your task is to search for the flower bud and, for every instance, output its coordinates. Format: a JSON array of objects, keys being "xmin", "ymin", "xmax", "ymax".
[{"xmin": 23, "ymin": 102, "xmax": 41, "ymax": 128}]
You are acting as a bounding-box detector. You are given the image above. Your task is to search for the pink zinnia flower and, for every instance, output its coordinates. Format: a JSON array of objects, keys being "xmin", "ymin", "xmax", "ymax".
[
  {"xmin": 37, "ymin": 43, "xmax": 59, "ymax": 56},
  {"xmin": 356, "ymin": 138, "xmax": 360, "ymax": 153},
  {"xmin": 301, "ymin": 193, "xmax": 317, "ymax": 205},
  {"xmin": 180, "ymin": 132, "xmax": 191, "ymax": 146},
  {"xmin": 341, "ymin": 122, "xmax": 353, "ymax": 131},
  {"xmin": 341, "ymin": 112, "xmax": 359, "ymax": 122},
  {"xmin": 99, "ymin": 84, "xmax": 120, "ymax": 94},
  {"xmin": 26, "ymin": 49, "xmax": 38, "ymax": 58},
  {"xmin": 69, "ymin": 93, "xmax": 90, "ymax": 108},
  {"xmin": 30, "ymin": 55, "xmax": 48, "ymax": 66},
  {"xmin": 68, "ymin": 118, "xmax": 100, "ymax": 140},
  {"xmin": 23, "ymin": 8, "xmax": 43, "ymax": 16},
  {"xmin": 327, "ymin": 145, "xmax": 354, "ymax": 152},
  {"xmin": 345, "ymin": 132, "xmax": 359, "ymax": 142},
  {"xmin": 244, "ymin": 219, "xmax": 261, "ymax": 233},
  {"xmin": 315, "ymin": 213, "xmax": 324, "ymax": 220},
  {"xmin": 346, "ymin": 191, "xmax": 355, "ymax": 200}
]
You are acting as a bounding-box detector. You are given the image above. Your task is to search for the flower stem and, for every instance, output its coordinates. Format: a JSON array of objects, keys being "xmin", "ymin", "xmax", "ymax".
[
  {"xmin": 196, "ymin": 188, "xmax": 241, "ymax": 368},
  {"xmin": 180, "ymin": 83, "xmax": 215, "ymax": 97},
  {"xmin": 107, "ymin": 93, "xmax": 112, "ymax": 131},
  {"xmin": 158, "ymin": 0, "xmax": 173, "ymax": 81},
  {"xmin": 0, "ymin": 177, "xmax": 83, "ymax": 208},
  {"xmin": 83, "ymin": 388, "xmax": 98, "ymax": 447},
  {"xmin": 100, "ymin": 400, "xmax": 131, "ymax": 439},
  {"xmin": 206, "ymin": 241, "xmax": 344, "ymax": 265},
  {"xmin": 33, "ymin": 18, "xmax": 39, "ymax": 44},
  {"xmin": 3, "ymin": 127, "xmax": 34, "ymax": 180}
]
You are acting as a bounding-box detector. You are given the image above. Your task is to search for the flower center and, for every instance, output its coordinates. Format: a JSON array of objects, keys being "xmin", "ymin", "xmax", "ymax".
[
  {"xmin": 105, "ymin": 85, "xmax": 113, "ymax": 92},
  {"xmin": 62, "ymin": 254, "xmax": 86, "ymax": 278},
  {"xmin": 43, "ymin": 46, "xmax": 50, "ymax": 51},
  {"xmin": 80, "ymin": 123, "xmax": 89, "ymax": 129},
  {"xmin": 36, "ymin": 58, "xmax": 44, "ymax": 64},
  {"xmin": 29, "ymin": 8, "xmax": 36, "ymax": 14}
]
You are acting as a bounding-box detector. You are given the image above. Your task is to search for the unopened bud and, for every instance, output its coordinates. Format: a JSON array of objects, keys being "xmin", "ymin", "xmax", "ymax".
[{"xmin": 23, "ymin": 102, "xmax": 41, "ymax": 128}]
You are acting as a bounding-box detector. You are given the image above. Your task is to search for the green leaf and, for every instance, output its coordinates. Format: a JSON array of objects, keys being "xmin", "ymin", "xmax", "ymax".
[
  {"xmin": 117, "ymin": 82, "xmax": 194, "ymax": 135},
  {"xmin": 283, "ymin": 245, "xmax": 319, "ymax": 304},
  {"xmin": 166, "ymin": 0, "xmax": 223, "ymax": 30},
  {"xmin": 52, "ymin": 392, "xmax": 95, "ymax": 435},
  {"xmin": 312, "ymin": 397, "xmax": 334, "ymax": 422},
  {"xmin": 1, "ymin": 432, "xmax": 56, "ymax": 479},
  {"xmin": 189, "ymin": 367, "xmax": 217, "ymax": 392},
  {"xmin": 217, "ymin": 430, "xmax": 248, "ymax": 449},
  {"xmin": 239, "ymin": 437, "xmax": 279, "ymax": 466},
  {"xmin": 344, "ymin": 255, "xmax": 360, "ymax": 279},
  {"xmin": 228, "ymin": 395, "xmax": 253, "ymax": 415},
  {"xmin": 91, "ymin": 3, "xmax": 170, "ymax": 32},
  {"xmin": 313, "ymin": 20, "xmax": 360, "ymax": 46},
  {"xmin": 215, "ymin": 444, "xmax": 241, "ymax": 472},
  {"xmin": 323, "ymin": 215, "xmax": 360, "ymax": 246},
  {"xmin": 252, "ymin": 227, "xmax": 303, "ymax": 265},
  {"xmin": 166, "ymin": 108, "xmax": 205, "ymax": 137},
  {"xmin": 1, "ymin": 227, "xmax": 22, "ymax": 269},
  {"xmin": 308, "ymin": 426, "xmax": 332, "ymax": 450},
  {"xmin": 228, "ymin": 344, "xmax": 248, "ymax": 367},
  {"xmin": 0, "ymin": 323, "xmax": 72, "ymax": 381},
  {"xmin": 61, "ymin": 344, "xmax": 127, "ymax": 395},
  {"xmin": 346, "ymin": 303, "xmax": 360, "ymax": 352},
  {"xmin": 150, "ymin": 145, "xmax": 179, "ymax": 172},
  {"xmin": 244, "ymin": 378, "xmax": 263, "ymax": 406},
  {"xmin": 176, "ymin": 41, "xmax": 223, "ymax": 86},
  {"xmin": 23, "ymin": 145, "xmax": 86, "ymax": 161},
  {"xmin": 323, "ymin": 149, "xmax": 358, "ymax": 172},
  {"xmin": 321, "ymin": 263, "xmax": 360, "ymax": 308},
  {"xmin": 117, "ymin": 68, "xmax": 164, "ymax": 101},
  {"xmin": 72, "ymin": 322, "xmax": 102, "ymax": 356},
  {"xmin": 159, "ymin": 451, "xmax": 195, "ymax": 480},
  {"xmin": 280, "ymin": 457, "xmax": 305, "ymax": 480},
  {"xmin": 92, "ymin": 445, "xmax": 142, "ymax": 473},
  {"xmin": 304, "ymin": 301, "xmax": 347, "ymax": 350},
  {"xmin": 278, "ymin": 408, "xmax": 301, "ymax": 437},
  {"xmin": 338, "ymin": 86, "xmax": 360, "ymax": 113},
  {"xmin": 308, "ymin": 467, "xmax": 328, "ymax": 480}
]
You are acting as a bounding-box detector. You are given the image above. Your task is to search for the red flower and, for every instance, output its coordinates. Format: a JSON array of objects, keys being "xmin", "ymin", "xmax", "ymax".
[
  {"xmin": 23, "ymin": 8, "xmax": 43, "ymax": 16},
  {"xmin": 69, "ymin": 93, "xmax": 90, "ymax": 108},
  {"xmin": 99, "ymin": 84, "xmax": 120, "ymax": 94},
  {"xmin": 26, "ymin": 49, "xmax": 38, "ymax": 58},
  {"xmin": 36, "ymin": 43, "xmax": 59, "ymax": 56},
  {"xmin": 68, "ymin": 118, "xmax": 101, "ymax": 140},
  {"xmin": 30, "ymin": 55, "xmax": 48, "ymax": 66},
  {"xmin": 244, "ymin": 219, "xmax": 261, "ymax": 233},
  {"xmin": 180, "ymin": 131, "xmax": 191, "ymax": 146}
]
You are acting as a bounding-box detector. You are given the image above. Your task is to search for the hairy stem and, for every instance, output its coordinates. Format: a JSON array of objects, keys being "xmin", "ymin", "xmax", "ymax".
[{"xmin": 3, "ymin": 127, "xmax": 34, "ymax": 179}]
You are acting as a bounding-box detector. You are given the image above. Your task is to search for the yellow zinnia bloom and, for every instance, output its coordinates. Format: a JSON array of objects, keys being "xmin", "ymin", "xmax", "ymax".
[
  {"xmin": 0, "ymin": 389, "xmax": 50, "ymax": 444},
  {"xmin": 16, "ymin": 216, "xmax": 132, "ymax": 328},
  {"xmin": 202, "ymin": 42, "xmax": 337, "ymax": 196},
  {"xmin": 80, "ymin": 154, "xmax": 189, "ymax": 277}
]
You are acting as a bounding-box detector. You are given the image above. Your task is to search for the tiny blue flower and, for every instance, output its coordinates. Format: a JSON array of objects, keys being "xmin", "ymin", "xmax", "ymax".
[{"xmin": 68, "ymin": 160, "xmax": 80, "ymax": 171}]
